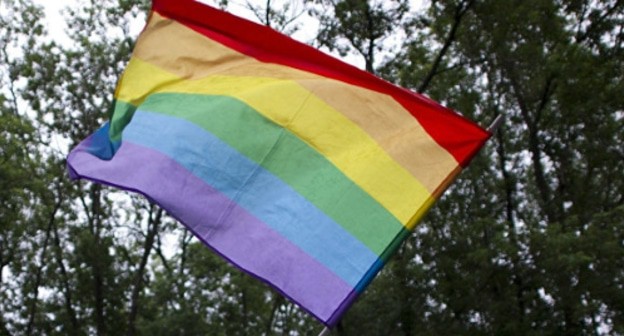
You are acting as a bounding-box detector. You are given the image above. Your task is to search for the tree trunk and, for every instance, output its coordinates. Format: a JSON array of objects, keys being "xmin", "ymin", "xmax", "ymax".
[
  {"xmin": 26, "ymin": 201, "xmax": 60, "ymax": 335},
  {"xmin": 127, "ymin": 206, "xmax": 163, "ymax": 336}
]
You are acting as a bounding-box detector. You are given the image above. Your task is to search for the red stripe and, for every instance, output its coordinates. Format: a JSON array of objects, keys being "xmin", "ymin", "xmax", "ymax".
[{"xmin": 151, "ymin": 0, "xmax": 490, "ymax": 166}]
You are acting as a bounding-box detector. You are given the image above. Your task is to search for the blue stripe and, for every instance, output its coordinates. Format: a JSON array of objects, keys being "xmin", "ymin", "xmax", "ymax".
[
  {"xmin": 122, "ymin": 110, "xmax": 378, "ymax": 287},
  {"xmin": 84, "ymin": 123, "xmax": 121, "ymax": 160}
]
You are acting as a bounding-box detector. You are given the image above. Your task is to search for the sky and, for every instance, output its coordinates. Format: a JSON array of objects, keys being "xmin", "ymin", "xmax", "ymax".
[{"xmin": 35, "ymin": 0, "xmax": 319, "ymax": 46}]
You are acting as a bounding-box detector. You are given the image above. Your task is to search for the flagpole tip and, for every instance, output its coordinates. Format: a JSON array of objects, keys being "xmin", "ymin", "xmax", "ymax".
[{"xmin": 487, "ymin": 114, "xmax": 505, "ymax": 133}]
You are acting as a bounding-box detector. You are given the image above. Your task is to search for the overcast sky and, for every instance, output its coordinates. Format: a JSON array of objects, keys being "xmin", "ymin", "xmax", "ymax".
[{"xmin": 35, "ymin": 0, "xmax": 319, "ymax": 46}]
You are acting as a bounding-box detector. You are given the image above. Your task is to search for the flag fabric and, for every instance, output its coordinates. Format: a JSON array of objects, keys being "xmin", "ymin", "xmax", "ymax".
[{"xmin": 67, "ymin": 0, "xmax": 491, "ymax": 326}]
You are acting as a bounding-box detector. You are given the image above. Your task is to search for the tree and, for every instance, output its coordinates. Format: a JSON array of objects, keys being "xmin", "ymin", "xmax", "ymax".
[
  {"xmin": 344, "ymin": 0, "xmax": 624, "ymax": 335},
  {"xmin": 307, "ymin": 0, "xmax": 409, "ymax": 73},
  {"xmin": 1, "ymin": 0, "xmax": 622, "ymax": 335},
  {"xmin": 244, "ymin": 0, "xmax": 306, "ymax": 34}
]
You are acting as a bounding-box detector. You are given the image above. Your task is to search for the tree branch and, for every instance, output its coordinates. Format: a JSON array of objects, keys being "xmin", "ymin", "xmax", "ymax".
[
  {"xmin": 418, "ymin": 0, "xmax": 475, "ymax": 93},
  {"xmin": 26, "ymin": 199, "xmax": 61, "ymax": 336},
  {"xmin": 0, "ymin": 44, "xmax": 20, "ymax": 116},
  {"xmin": 507, "ymin": 69, "xmax": 558, "ymax": 223},
  {"xmin": 52, "ymin": 219, "xmax": 80, "ymax": 335},
  {"xmin": 575, "ymin": 0, "xmax": 624, "ymax": 44},
  {"xmin": 126, "ymin": 205, "xmax": 163, "ymax": 336}
]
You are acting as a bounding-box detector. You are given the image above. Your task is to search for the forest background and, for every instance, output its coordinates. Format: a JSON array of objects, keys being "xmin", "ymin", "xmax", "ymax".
[{"xmin": 1, "ymin": 0, "xmax": 623, "ymax": 335}]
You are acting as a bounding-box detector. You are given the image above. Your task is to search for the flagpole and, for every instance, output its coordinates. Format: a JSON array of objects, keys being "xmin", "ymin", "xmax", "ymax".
[
  {"xmin": 488, "ymin": 114, "xmax": 505, "ymax": 133},
  {"xmin": 318, "ymin": 326, "xmax": 331, "ymax": 336}
]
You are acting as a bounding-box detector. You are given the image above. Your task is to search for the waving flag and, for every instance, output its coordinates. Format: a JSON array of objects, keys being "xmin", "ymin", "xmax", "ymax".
[{"xmin": 67, "ymin": 0, "xmax": 491, "ymax": 326}]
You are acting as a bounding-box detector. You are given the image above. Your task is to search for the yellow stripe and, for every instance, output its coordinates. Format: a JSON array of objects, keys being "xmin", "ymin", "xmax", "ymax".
[
  {"xmin": 115, "ymin": 58, "xmax": 431, "ymax": 224},
  {"xmin": 131, "ymin": 13, "xmax": 460, "ymax": 196},
  {"xmin": 406, "ymin": 196, "xmax": 436, "ymax": 230},
  {"xmin": 297, "ymin": 80, "xmax": 460, "ymax": 193}
]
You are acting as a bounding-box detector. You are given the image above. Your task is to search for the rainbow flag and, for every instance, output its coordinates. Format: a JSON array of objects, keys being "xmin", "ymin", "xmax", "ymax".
[{"xmin": 67, "ymin": 0, "xmax": 490, "ymax": 326}]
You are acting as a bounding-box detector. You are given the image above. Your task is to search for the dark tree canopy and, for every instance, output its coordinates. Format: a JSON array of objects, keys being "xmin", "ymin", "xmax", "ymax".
[{"xmin": 1, "ymin": 0, "xmax": 622, "ymax": 335}]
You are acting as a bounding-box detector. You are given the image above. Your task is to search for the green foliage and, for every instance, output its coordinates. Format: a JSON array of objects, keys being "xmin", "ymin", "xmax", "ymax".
[
  {"xmin": 363, "ymin": 0, "xmax": 624, "ymax": 335},
  {"xmin": 308, "ymin": 0, "xmax": 409, "ymax": 72},
  {"xmin": 0, "ymin": 0, "xmax": 622, "ymax": 335}
]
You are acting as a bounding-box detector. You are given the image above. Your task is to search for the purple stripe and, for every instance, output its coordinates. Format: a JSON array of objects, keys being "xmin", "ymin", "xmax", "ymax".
[
  {"xmin": 327, "ymin": 289, "xmax": 359, "ymax": 326},
  {"xmin": 67, "ymin": 139, "xmax": 353, "ymax": 324}
]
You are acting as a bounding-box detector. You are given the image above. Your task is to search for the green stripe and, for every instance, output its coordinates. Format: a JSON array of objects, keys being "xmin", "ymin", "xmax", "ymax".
[
  {"xmin": 116, "ymin": 93, "xmax": 404, "ymax": 255},
  {"xmin": 355, "ymin": 227, "xmax": 411, "ymax": 293},
  {"xmin": 109, "ymin": 99, "xmax": 137, "ymax": 142}
]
